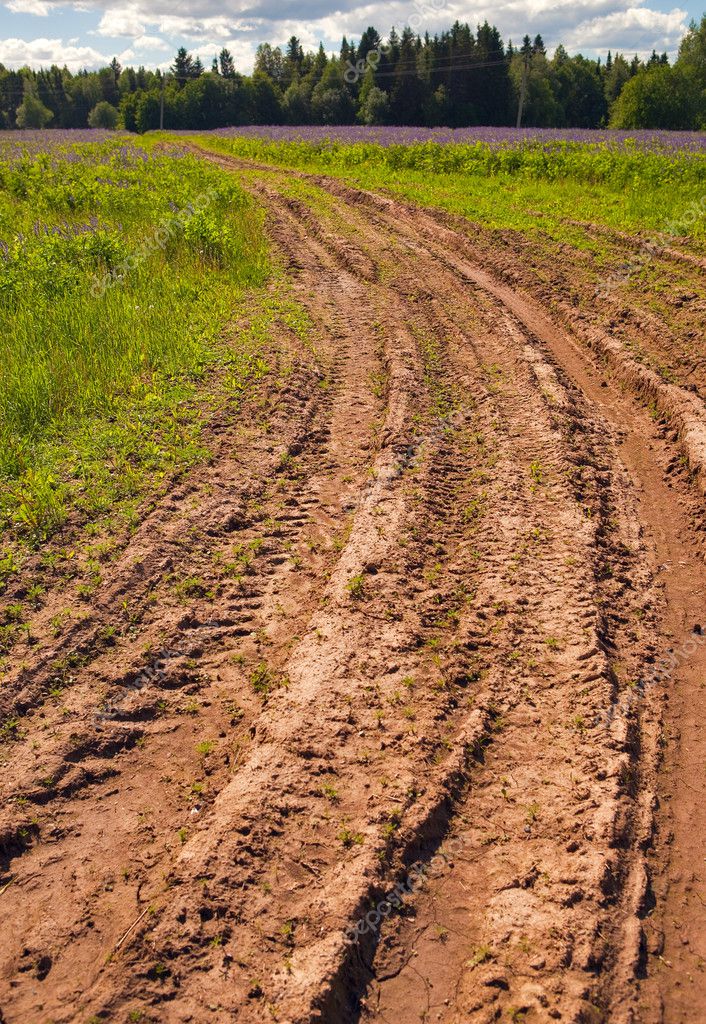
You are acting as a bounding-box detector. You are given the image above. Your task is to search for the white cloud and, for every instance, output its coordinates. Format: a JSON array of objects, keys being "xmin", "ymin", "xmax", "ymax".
[
  {"xmin": 134, "ymin": 32, "xmax": 169, "ymax": 48},
  {"xmin": 563, "ymin": 5, "xmax": 688, "ymax": 53},
  {"xmin": 190, "ymin": 36, "xmax": 260, "ymax": 69},
  {"xmin": 5, "ymin": 0, "xmax": 58, "ymax": 13},
  {"xmin": 95, "ymin": 6, "xmax": 145, "ymax": 37},
  {"xmin": 152, "ymin": 14, "xmax": 256, "ymax": 39},
  {"xmin": 5, "ymin": 0, "xmax": 695, "ymax": 69},
  {"xmin": 0, "ymin": 35, "xmax": 110, "ymax": 69}
]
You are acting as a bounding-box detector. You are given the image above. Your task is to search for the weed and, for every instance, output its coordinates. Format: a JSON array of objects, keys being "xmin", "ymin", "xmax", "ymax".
[
  {"xmin": 250, "ymin": 661, "xmax": 286, "ymax": 699},
  {"xmin": 338, "ymin": 826, "xmax": 364, "ymax": 848},
  {"xmin": 468, "ymin": 944, "xmax": 493, "ymax": 968},
  {"xmin": 346, "ymin": 574, "xmax": 367, "ymax": 600},
  {"xmin": 526, "ymin": 802, "xmax": 541, "ymax": 823},
  {"xmin": 529, "ymin": 461, "xmax": 544, "ymax": 487}
]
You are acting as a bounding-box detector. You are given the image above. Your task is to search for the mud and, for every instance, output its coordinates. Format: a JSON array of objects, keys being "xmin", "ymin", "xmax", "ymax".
[{"xmin": 1, "ymin": 153, "xmax": 705, "ymax": 1024}]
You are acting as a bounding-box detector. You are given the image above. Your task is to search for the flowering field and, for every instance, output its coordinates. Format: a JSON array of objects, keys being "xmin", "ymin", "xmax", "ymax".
[
  {"xmin": 200, "ymin": 124, "xmax": 706, "ymax": 152},
  {"xmin": 191, "ymin": 130, "xmax": 706, "ymax": 246}
]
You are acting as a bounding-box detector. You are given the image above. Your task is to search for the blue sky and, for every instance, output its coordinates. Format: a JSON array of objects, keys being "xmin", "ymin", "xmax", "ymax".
[{"xmin": 1, "ymin": 0, "xmax": 703, "ymax": 72}]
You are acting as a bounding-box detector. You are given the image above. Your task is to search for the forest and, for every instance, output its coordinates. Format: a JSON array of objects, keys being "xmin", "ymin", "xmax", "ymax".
[{"xmin": 1, "ymin": 16, "xmax": 705, "ymax": 132}]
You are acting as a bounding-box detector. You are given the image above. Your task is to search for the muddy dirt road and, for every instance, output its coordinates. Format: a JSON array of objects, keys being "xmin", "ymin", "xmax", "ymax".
[{"xmin": 1, "ymin": 154, "xmax": 705, "ymax": 1024}]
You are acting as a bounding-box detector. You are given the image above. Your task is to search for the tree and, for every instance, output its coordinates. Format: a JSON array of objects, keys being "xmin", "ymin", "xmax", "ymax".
[
  {"xmin": 476, "ymin": 22, "xmax": 512, "ymax": 124},
  {"xmin": 311, "ymin": 59, "xmax": 354, "ymax": 123},
  {"xmin": 15, "ymin": 82, "xmax": 53, "ymax": 128},
  {"xmin": 219, "ymin": 48, "xmax": 236, "ymax": 78},
  {"xmin": 282, "ymin": 79, "xmax": 311, "ymax": 123},
  {"xmin": 677, "ymin": 15, "xmax": 706, "ymax": 90},
  {"xmin": 88, "ymin": 100, "xmax": 119, "ymax": 128},
  {"xmin": 358, "ymin": 85, "xmax": 389, "ymax": 124},
  {"xmin": 604, "ymin": 53, "xmax": 631, "ymax": 104},
  {"xmin": 551, "ymin": 52, "xmax": 607, "ymax": 127},
  {"xmin": 610, "ymin": 63, "xmax": 700, "ymax": 128},
  {"xmin": 251, "ymin": 70, "xmax": 283, "ymax": 122},
  {"xmin": 284, "ymin": 36, "xmax": 304, "ymax": 87},
  {"xmin": 255, "ymin": 43, "xmax": 285, "ymax": 84},
  {"xmin": 0, "ymin": 18, "xmax": 703, "ymax": 132},
  {"xmin": 286, "ymin": 35, "xmax": 304, "ymax": 69},
  {"xmin": 357, "ymin": 26, "xmax": 381, "ymax": 65},
  {"xmin": 171, "ymin": 48, "xmax": 195, "ymax": 83},
  {"xmin": 389, "ymin": 27, "xmax": 425, "ymax": 124}
]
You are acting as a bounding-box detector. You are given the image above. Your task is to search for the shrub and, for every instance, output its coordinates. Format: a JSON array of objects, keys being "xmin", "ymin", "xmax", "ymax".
[{"xmin": 88, "ymin": 102, "xmax": 119, "ymax": 130}]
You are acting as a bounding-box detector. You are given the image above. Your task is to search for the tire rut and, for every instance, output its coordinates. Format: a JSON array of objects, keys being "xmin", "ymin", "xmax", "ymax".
[{"xmin": 1, "ymin": 150, "xmax": 704, "ymax": 1024}]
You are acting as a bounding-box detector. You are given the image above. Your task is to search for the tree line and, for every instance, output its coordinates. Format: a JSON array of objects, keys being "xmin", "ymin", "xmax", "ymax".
[{"xmin": 1, "ymin": 16, "xmax": 705, "ymax": 132}]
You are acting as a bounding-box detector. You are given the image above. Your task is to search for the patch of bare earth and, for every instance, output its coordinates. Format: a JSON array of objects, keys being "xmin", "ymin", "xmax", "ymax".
[{"xmin": 1, "ymin": 153, "xmax": 705, "ymax": 1024}]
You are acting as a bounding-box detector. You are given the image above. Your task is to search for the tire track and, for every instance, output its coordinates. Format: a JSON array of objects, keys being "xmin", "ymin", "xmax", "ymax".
[{"xmin": 1, "ymin": 151, "xmax": 704, "ymax": 1024}]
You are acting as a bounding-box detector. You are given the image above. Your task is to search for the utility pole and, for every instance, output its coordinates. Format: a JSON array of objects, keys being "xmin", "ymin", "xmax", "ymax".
[
  {"xmin": 516, "ymin": 52, "xmax": 529, "ymax": 129},
  {"xmin": 159, "ymin": 72, "xmax": 165, "ymax": 130}
]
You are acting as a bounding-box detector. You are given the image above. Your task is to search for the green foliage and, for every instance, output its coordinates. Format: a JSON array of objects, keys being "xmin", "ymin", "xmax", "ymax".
[
  {"xmin": 1, "ymin": 20, "xmax": 703, "ymax": 132},
  {"xmin": 88, "ymin": 101, "xmax": 120, "ymax": 129},
  {"xmin": 201, "ymin": 134, "xmax": 706, "ymax": 189},
  {"xmin": 195, "ymin": 134, "xmax": 706, "ymax": 247},
  {"xmin": 15, "ymin": 93, "xmax": 53, "ymax": 130},
  {"xmin": 610, "ymin": 64, "xmax": 703, "ymax": 129},
  {"xmin": 0, "ymin": 136, "xmax": 270, "ymax": 545}
]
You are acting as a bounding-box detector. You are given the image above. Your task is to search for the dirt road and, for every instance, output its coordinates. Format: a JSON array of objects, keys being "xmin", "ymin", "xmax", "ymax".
[{"xmin": 1, "ymin": 154, "xmax": 705, "ymax": 1024}]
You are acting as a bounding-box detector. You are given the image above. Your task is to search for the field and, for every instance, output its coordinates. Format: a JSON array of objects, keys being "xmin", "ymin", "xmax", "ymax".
[{"xmin": 1, "ymin": 127, "xmax": 706, "ymax": 1024}]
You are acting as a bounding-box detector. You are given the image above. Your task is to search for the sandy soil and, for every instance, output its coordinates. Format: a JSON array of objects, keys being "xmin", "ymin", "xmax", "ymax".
[{"xmin": 1, "ymin": 153, "xmax": 705, "ymax": 1024}]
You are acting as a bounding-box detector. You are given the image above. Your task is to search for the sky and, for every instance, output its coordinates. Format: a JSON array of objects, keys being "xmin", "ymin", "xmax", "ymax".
[{"xmin": 0, "ymin": 0, "xmax": 703, "ymax": 73}]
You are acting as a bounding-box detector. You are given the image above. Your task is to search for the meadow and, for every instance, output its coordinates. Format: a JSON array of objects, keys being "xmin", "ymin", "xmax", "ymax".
[
  {"xmin": 192, "ymin": 129, "xmax": 706, "ymax": 242},
  {"xmin": 0, "ymin": 133, "xmax": 270, "ymax": 551}
]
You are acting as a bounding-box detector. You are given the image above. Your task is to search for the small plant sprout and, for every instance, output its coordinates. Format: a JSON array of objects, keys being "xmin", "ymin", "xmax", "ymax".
[
  {"xmin": 572, "ymin": 714, "xmax": 586, "ymax": 735},
  {"xmin": 468, "ymin": 944, "xmax": 493, "ymax": 968},
  {"xmin": 526, "ymin": 802, "xmax": 541, "ymax": 823},
  {"xmin": 250, "ymin": 661, "xmax": 286, "ymax": 699},
  {"xmin": 320, "ymin": 783, "xmax": 340, "ymax": 803},
  {"xmin": 338, "ymin": 825, "xmax": 364, "ymax": 848},
  {"xmin": 346, "ymin": 574, "xmax": 367, "ymax": 599}
]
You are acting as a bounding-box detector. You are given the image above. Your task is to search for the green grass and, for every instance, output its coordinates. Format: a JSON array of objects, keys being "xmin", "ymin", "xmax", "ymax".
[
  {"xmin": 0, "ymin": 135, "xmax": 272, "ymax": 556},
  {"xmin": 188, "ymin": 134, "xmax": 706, "ymax": 244}
]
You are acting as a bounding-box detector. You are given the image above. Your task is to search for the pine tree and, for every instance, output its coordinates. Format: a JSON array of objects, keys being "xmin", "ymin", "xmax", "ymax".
[
  {"xmin": 171, "ymin": 48, "xmax": 194, "ymax": 82},
  {"xmin": 219, "ymin": 49, "xmax": 236, "ymax": 78}
]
